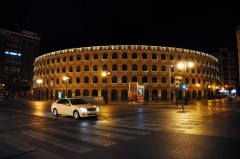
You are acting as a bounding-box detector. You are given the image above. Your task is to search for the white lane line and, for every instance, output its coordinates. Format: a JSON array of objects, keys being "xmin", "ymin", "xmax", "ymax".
[
  {"xmin": 42, "ymin": 128, "xmax": 116, "ymax": 146},
  {"xmin": 98, "ymin": 122, "xmax": 160, "ymax": 131},
  {"xmin": 61, "ymin": 125, "xmax": 135, "ymax": 140},
  {"xmin": 21, "ymin": 130, "xmax": 92, "ymax": 154},
  {"xmin": 86, "ymin": 124, "xmax": 150, "ymax": 135}
]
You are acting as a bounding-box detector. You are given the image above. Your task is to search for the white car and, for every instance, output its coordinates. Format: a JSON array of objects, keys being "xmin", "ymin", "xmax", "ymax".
[{"xmin": 51, "ymin": 98, "xmax": 100, "ymax": 119}]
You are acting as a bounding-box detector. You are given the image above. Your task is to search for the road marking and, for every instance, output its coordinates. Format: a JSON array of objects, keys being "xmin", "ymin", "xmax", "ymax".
[
  {"xmin": 85, "ymin": 124, "xmax": 150, "ymax": 135},
  {"xmin": 98, "ymin": 121, "xmax": 160, "ymax": 131},
  {"xmin": 42, "ymin": 128, "xmax": 116, "ymax": 146},
  {"xmin": 0, "ymin": 134, "xmax": 36, "ymax": 158},
  {"xmin": 61, "ymin": 125, "xmax": 135, "ymax": 140},
  {"xmin": 21, "ymin": 130, "xmax": 92, "ymax": 154}
]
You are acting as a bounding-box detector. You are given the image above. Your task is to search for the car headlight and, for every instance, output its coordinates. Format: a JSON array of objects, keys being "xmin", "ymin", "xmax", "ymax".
[{"xmin": 80, "ymin": 108, "xmax": 87, "ymax": 112}]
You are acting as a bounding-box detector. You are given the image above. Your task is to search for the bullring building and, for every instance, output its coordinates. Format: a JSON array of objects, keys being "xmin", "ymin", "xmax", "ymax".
[{"xmin": 33, "ymin": 45, "xmax": 220, "ymax": 102}]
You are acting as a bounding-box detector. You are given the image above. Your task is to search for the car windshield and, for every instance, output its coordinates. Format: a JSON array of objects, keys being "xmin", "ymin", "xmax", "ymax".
[{"xmin": 69, "ymin": 99, "xmax": 88, "ymax": 105}]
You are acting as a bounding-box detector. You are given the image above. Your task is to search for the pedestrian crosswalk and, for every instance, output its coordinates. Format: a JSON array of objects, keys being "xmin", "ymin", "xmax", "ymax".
[{"xmin": 0, "ymin": 111, "xmax": 222, "ymax": 158}]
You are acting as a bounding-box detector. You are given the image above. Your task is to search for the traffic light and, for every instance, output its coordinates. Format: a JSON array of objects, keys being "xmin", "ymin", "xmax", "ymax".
[{"xmin": 181, "ymin": 83, "xmax": 186, "ymax": 89}]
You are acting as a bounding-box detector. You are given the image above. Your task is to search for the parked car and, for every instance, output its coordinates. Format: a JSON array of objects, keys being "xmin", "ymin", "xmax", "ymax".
[
  {"xmin": 0, "ymin": 94, "xmax": 8, "ymax": 100},
  {"xmin": 51, "ymin": 98, "xmax": 100, "ymax": 119}
]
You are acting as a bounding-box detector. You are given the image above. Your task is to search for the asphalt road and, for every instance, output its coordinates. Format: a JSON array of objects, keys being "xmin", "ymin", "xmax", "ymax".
[{"xmin": 0, "ymin": 99, "xmax": 240, "ymax": 159}]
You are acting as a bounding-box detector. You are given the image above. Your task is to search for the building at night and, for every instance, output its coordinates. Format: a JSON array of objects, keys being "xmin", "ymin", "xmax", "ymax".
[
  {"xmin": 212, "ymin": 48, "xmax": 238, "ymax": 91},
  {"xmin": 0, "ymin": 28, "xmax": 40, "ymax": 94},
  {"xmin": 33, "ymin": 45, "xmax": 220, "ymax": 102}
]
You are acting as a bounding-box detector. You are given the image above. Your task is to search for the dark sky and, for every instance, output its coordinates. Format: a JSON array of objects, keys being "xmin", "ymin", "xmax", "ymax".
[{"xmin": 1, "ymin": 0, "xmax": 240, "ymax": 54}]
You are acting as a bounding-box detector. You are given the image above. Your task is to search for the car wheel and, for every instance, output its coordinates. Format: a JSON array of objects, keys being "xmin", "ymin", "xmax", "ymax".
[
  {"xmin": 73, "ymin": 110, "xmax": 79, "ymax": 119},
  {"xmin": 53, "ymin": 108, "xmax": 58, "ymax": 116}
]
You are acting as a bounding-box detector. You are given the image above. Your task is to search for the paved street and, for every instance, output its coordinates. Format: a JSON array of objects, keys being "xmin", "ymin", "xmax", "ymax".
[{"xmin": 0, "ymin": 99, "xmax": 240, "ymax": 158}]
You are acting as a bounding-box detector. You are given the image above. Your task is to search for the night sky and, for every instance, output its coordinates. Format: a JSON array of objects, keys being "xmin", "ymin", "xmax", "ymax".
[{"xmin": 1, "ymin": 0, "xmax": 240, "ymax": 54}]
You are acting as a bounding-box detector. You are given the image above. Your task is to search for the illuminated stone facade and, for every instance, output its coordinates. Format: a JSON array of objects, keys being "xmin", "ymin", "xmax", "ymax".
[{"xmin": 33, "ymin": 45, "xmax": 220, "ymax": 101}]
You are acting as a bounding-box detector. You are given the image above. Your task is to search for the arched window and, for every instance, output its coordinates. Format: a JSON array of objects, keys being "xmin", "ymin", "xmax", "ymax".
[
  {"xmin": 161, "ymin": 65, "xmax": 166, "ymax": 71},
  {"xmin": 162, "ymin": 77, "xmax": 166, "ymax": 83},
  {"xmin": 69, "ymin": 66, "xmax": 73, "ymax": 72},
  {"xmin": 52, "ymin": 58, "xmax": 54, "ymax": 64},
  {"xmin": 84, "ymin": 65, "xmax": 89, "ymax": 71},
  {"xmin": 152, "ymin": 53, "xmax": 157, "ymax": 60},
  {"xmin": 122, "ymin": 53, "xmax": 127, "ymax": 59},
  {"xmin": 152, "ymin": 65, "xmax": 157, "ymax": 71},
  {"xmin": 93, "ymin": 76, "xmax": 98, "ymax": 83},
  {"xmin": 56, "ymin": 78, "xmax": 59, "ymax": 84},
  {"xmin": 52, "ymin": 69, "xmax": 54, "ymax": 74},
  {"xmin": 171, "ymin": 77, "xmax": 174, "ymax": 83},
  {"xmin": 178, "ymin": 55, "xmax": 181, "ymax": 61},
  {"xmin": 142, "ymin": 64, "xmax": 148, "ymax": 71},
  {"xmin": 76, "ymin": 77, "xmax": 80, "ymax": 83},
  {"xmin": 84, "ymin": 77, "xmax": 89, "ymax": 83},
  {"xmin": 83, "ymin": 90, "xmax": 89, "ymax": 96},
  {"xmin": 76, "ymin": 66, "xmax": 80, "ymax": 72},
  {"xmin": 122, "ymin": 76, "xmax": 127, "ymax": 83},
  {"xmin": 198, "ymin": 68, "xmax": 200, "ymax": 74},
  {"xmin": 152, "ymin": 77, "xmax": 157, "ymax": 83},
  {"xmin": 170, "ymin": 55, "xmax": 174, "ymax": 60},
  {"xmin": 103, "ymin": 53, "xmax": 108, "ymax": 59},
  {"xmin": 47, "ymin": 69, "xmax": 49, "ymax": 74},
  {"xmin": 192, "ymin": 78, "xmax": 196, "ymax": 84},
  {"xmin": 57, "ymin": 68, "xmax": 59, "ymax": 73},
  {"xmin": 102, "ymin": 64, "xmax": 108, "ymax": 71},
  {"xmin": 112, "ymin": 76, "xmax": 117, "ymax": 83},
  {"xmin": 57, "ymin": 58, "xmax": 60, "ymax": 63},
  {"xmin": 132, "ymin": 64, "xmax": 138, "ymax": 71},
  {"xmin": 75, "ymin": 90, "xmax": 80, "ymax": 96},
  {"xmin": 112, "ymin": 64, "xmax": 117, "ymax": 71},
  {"xmin": 186, "ymin": 78, "xmax": 189, "ymax": 84},
  {"xmin": 85, "ymin": 54, "xmax": 89, "ymax": 60},
  {"xmin": 122, "ymin": 64, "xmax": 128, "ymax": 71},
  {"xmin": 93, "ymin": 65, "xmax": 98, "ymax": 71},
  {"xmin": 132, "ymin": 53, "xmax": 137, "ymax": 59},
  {"xmin": 94, "ymin": 54, "xmax": 98, "ymax": 60},
  {"xmin": 142, "ymin": 53, "xmax": 147, "ymax": 59},
  {"xmin": 132, "ymin": 76, "xmax": 138, "ymax": 82},
  {"xmin": 112, "ymin": 53, "xmax": 117, "ymax": 59},
  {"xmin": 69, "ymin": 77, "xmax": 72, "ymax": 84},
  {"xmin": 77, "ymin": 55, "xmax": 81, "ymax": 61},
  {"xmin": 69, "ymin": 56, "xmax": 73, "ymax": 61},
  {"xmin": 198, "ymin": 79, "xmax": 201, "ymax": 84},
  {"xmin": 142, "ymin": 76, "xmax": 148, "ymax": 83},
  {"xmin": 63, "ymin": 56, "xmax": 66, "ymax": 62},
  {"xmin": 62, "ymin": 67, "xmax": 66, "ymax": 73},
  {"xmin": 161, "ymin": 54, "xmax": 166, "ymax": 60}
]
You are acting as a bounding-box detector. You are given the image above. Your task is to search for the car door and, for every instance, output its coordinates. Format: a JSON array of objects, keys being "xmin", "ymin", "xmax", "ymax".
[{"xmin": 61, "ymin": 99, "xmax": 72, "ymax": 116}]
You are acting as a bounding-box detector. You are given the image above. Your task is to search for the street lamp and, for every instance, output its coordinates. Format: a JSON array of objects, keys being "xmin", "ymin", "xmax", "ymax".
[
  {"xmin": 37, "ymin": 79, "xmax": 42, "ymax": 100},
  {"xmin": 169, "ymin": 65, "xmax": 173, "ymax": 106},
  {"xmin": 102, "ymin": 71, "xmax": 110, "ymax": 104},
  {"xmin": 63, "ymin": 76, "xmax": 69, "ymax": 98},
  {"xmin": 177, "ymin": 61, "xmax": 194, "ymax": 111}
]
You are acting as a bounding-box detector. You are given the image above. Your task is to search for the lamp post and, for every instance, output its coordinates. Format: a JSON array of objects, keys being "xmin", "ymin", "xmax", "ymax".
[
  {"xmin": 37, "ymin": 79, "xmax": 42, "ymax": 100},
  {"xmin": 102, "ymin": 71, "xmax": 110, "ymax": 104},
  {"xmin": 177, "ymin": 62, "xmax": 194, "ymax": 111},
  {"xmin": 169, "ymin": 65, "xmax": 173, "ymax": 106},
  {"xmin": 63, "ymin": 76, "xmax": 69, "ymax": 98}
]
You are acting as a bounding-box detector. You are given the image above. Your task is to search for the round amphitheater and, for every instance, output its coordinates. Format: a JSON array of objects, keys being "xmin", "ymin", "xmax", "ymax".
[{"xmin": 33, "ymin": 45, "xmax": 220, "ymax": 102}]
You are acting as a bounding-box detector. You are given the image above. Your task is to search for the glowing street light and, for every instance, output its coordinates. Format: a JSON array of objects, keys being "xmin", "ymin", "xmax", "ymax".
[
  {"xmin": 102, "ymin": 70, "xmax": 110, "ymax": 104},
  {"xmin": 37, "ymin": 79, "xmax": 42, "ymax": 100},
  {"xmin": 63, "ymin": 76, "xmax": 69, "ymax": 98},
  {"xmin": 177, "ymin": 61, "xmax": 194, "ymax": 111}
]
